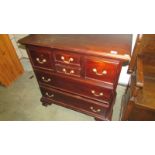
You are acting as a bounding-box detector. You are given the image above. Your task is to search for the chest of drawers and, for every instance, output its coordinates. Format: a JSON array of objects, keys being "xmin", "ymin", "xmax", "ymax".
[{"xmin": 19, "ymin": 34, "xmax": 132, "ymax": 121}]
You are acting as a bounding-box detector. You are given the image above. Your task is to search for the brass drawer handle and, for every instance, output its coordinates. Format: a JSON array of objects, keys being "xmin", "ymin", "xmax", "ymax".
[
  {"xmin": 61, "ymin": 56, "xmax": 74, "ymax": 64},
  {"xmin": 41, "ymin": 77, "xmax": 51, "ymax": 83},
  {"xmin": 91, "ymin": 90, "xmax": 103, "ymax": 97},
  {"xmin": 45, "ymin": 92, "xmax": 54, "ymax": 98},
  {"xmin": 92, "ymin": 68, "xmax": 107, "ymax": 76},
  {"xmin": 62, "ymin": 68, "xmax": 75, "ymax": 74},
  {"xmin": 90, "ymin": 106, "xmax": 101, "ymax": 113},
  {"xmin": 36, "ymin": 58, "xmax": 47, "ymax": 64}
]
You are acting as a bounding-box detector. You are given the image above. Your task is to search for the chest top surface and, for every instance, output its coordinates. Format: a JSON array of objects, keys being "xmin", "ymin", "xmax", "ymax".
[{"xmin": 19, "ymin": 34, "xmax": 132, "ymax": 62}]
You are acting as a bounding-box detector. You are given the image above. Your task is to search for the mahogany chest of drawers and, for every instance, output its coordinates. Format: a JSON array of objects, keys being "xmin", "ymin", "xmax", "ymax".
[{"xmin": 19, "ymin": 34, "xmax": 132, "ymax": 121}]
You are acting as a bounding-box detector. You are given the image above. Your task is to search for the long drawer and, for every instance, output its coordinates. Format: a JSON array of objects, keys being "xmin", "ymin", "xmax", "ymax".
[
  {"xmin": 40, "ymin": 86, "xmax": 113, "ymax": 120},
  {"xmin": 35, "ymin": 70, "xmax": 114, "ymax": 106}
]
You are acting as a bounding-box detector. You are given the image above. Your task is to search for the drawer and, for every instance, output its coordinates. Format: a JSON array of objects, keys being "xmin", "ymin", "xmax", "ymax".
[
  {"xmin": 27, "ymin": 46, "xmax": 54, "ymax": 69},
  {"xmin": 35, "ymin": 71, "xmax": 53, "ymax": 85},
  {"xmin": 35, "ymin": 70, "xmax": 113, "ymax": 105},
  {"xmin": 54, "ymin": 50, "xmax": 80, "ymax": 66},
  {"xmin": 55, "ymin": 64, "xmax": 81, "ymax": 77},
  {"xmin": 85, "ymin": 58, "xmax": 121, "ymax": 84},
  {"xmin": 40, "ymin": 86, "xmax": 110, "ymax": 117}
]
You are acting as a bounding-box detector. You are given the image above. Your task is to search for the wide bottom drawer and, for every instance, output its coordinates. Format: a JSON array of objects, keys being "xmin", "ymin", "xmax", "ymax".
[
  {"xmin": 40, "ymin": 86, "xmax": 114, "ymax": 120},
  {"xmin": 35, "ymin": 70, "xmax": 113, "ymax": 105}
]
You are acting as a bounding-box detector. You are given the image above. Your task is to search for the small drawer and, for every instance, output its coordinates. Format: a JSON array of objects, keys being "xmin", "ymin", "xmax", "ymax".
[
  {"xmin": 54, "ymin": 50, "xmax": 80, "ymax": 66},
  {"xmin": 40, "ymin": 86, "xmax": 109, "ymax": 116},
  {"xmin": 55, "ymin": 64, "xmax": 81, "ymax": 77},
  {"xmin": 35, "ymin": 71, "xmax": 53, "ymax": 85},
  {"xmin": 28, "ymin": 46, "xmax": 54, "ymax": 70},
  {"xmin": 85, "ymin": 58, "xmax": 120, "ymax": 84}
]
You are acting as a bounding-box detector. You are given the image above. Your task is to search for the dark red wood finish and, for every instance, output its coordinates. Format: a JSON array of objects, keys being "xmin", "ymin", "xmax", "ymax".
[
  {"xmin": 35, "ymin": 69, "xmax": 113, "ymax": 105},
  {"xmin": 54, "ymin": 50, "xmax": 81, "ymax": 66},
  {"xmin": 19, "ymin": 34, "xmax": 132, "ymax": 121},
  {"xmin": 27, "ymin": 45, "xmax": 54, "ymax": 70},
  {"xmin": 40, "ymin": 86, "xmax": 115, "ymax": 120},
  {"xmin": 85, "ymin": 57, "xmax": 121, "ymax": 85},
  {"xmin": 55, "ymin": 64, "xmax": 81, "ymax": 77},
  {"xmin": 19, "ymin": 35, "xmax": 132, "ymax": 63}
]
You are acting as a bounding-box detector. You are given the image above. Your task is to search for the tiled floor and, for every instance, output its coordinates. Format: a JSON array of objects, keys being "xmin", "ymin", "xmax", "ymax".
[{"xmin": 0, "ymin": 59, "xmax": 126, "ymax": 121}]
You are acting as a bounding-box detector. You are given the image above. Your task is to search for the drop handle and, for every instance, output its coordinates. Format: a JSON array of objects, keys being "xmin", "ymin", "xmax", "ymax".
[
  {"xmin": 91, "ymin": 90, "xmax": 103, "ymax": 97},
  {"xmin": 45, "ymin": 92, "xmax": 54, "ymax": 98},
  {"xmin": 62, "ymin": 68, "xmax": 75, "ymax": 75},
  {"xmin": 92, "ymin": 68, "xmax": 107, "ymax": 76},
  {"xmin": 61, "ymin": 56, "xmax": 74, "ymax": 64},
  {"xmin": 90, "ymin": 107, "xmax": 101, "ymax": 113},
  {"xmin": 41, "ymin": 77, "xmax": 51, "ymax": 83},
  {"xmin": 36, "ymin": 58, "xmax": 47, "ymax": 64}
]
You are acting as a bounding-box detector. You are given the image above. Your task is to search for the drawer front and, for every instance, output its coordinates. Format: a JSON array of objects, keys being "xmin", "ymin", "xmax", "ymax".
[
  {"xmin": 35, "ymin": 71, "xmax": 53, "ymax": 85},
  {"xmin": 55, "ymin": 64, "xmax": 81, "ymax": 77},
  {"xmin": 40, "ymin": 86, "xmax": 109, "ymax": 116},
  {"xmin": 54, "ymin": 50, "xmax": 80, "ymax": 66},
  {"xmin": 85, "ymin": 58, "xmax": 120, "ymax": 84},
  {"xmin": 28, "ymin": 46, "xmax": 54, "ymax": 69},
  {"xmin": 35, "ymin": 70, "xmax": 113, "ymax": 105}
]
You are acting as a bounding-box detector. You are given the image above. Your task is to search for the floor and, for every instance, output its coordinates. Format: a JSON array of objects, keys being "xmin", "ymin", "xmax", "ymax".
[{"xmin": 0, "ymin": 59, "xmax": 126, "ymax": 121}]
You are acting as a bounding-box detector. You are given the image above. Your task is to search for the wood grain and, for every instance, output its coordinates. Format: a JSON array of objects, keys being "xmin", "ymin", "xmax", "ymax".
[
  {"xmin": 136, "ymin": 56, "xmax": 144, "ymax": 88},
  {"xmin": 0, "ymin": 34, "xmax": 24, "ymax": 86},
  {"xmin": 121, "ymin": 34, "xmax": 155, "ymax": 120}
]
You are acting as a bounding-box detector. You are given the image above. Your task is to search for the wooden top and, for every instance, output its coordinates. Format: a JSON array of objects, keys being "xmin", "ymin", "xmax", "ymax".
[{"xmin": 19, "ymin": 34, "xmax": 132, "ymax": 62}]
